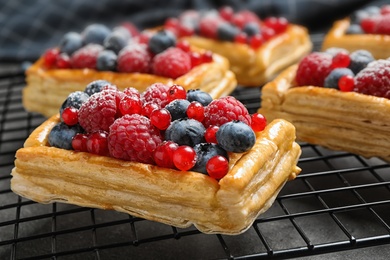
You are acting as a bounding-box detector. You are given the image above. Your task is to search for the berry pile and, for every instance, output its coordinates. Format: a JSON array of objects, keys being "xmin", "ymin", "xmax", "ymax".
[
  {"xmin": 42, "ymin": 23, "xmax": 213, "ymax": 79},
  {"xmin": 295, "ymin": 48, "xmax": 390, "ymax": 98},
  {"xmin": 163, "ymin": 6, "xmax": 289, "ymax": 49},
  {"xmin": 347, "ymin": 5, "xmax": 390, "ymax": 35},
  {"xmin": 48, "ymin": 80, "xmax": 267, "ymax": 180}
]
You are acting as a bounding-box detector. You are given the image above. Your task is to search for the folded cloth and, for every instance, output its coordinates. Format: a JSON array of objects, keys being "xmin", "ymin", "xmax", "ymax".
[{"xmin": 0, "ymin": 0, "xmax": 385, "ymax": 62}]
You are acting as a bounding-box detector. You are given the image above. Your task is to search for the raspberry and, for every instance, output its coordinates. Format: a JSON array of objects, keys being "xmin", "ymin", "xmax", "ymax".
[
  {"xmin": 108, "ymin": 114, "xmax": 162, "ymax": 164},
  {"xmin": 354, "ymin": 59, "xmax": 390, "ymax": 98},
  {"xmin": 71, "ymin": 44, "xmax": 103, "ymax": 69},
  {"xmin": 295, "ymin": 52, "xmax": 333, "ymax": 86},
  {"xmin": 78, "ymin": 90, "xmax": 118, "ymax": 132},
  {"xmin": 199, "ymin": 15, "xmax": 223, "ymax": 39},
  {"xmin": 374, "ymin": 15, "xmax": 390, "ymax": 34},
  {"xmin": 141, "ymin": 83, "xmax": 170, "ymax": 109},
  {"xmin": 203, "ymin": 96, "xmax": 251, "ymax": 128},
  {"xmin": 152, "ymin": 47, "xmax": 191, "ymax": 79},
  {"xmin": 117, "ymin": 44, "xmax": 152, "ymax": 73}
]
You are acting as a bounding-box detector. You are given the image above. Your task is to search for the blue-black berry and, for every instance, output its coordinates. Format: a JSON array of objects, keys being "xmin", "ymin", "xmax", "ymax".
[
  {"xmin": 216, "ymin": 120, "xmax": 255, "ymax": 153},
  {"xmin": 148, "ymin": 30, "xmax": 176, "ymax": 54},
  {"xmin": 82, "ymin": 24, "xmax": 111, "ymax": 45},
  {"xmin": 348, "ymin": 50, "xmax": 374, "ymax": 74},
  {"xmin": 191, "ymin": 143, "xmax": 228, "ymax": 174},
  {"xmin": 104, "ymin": 29, "xmax": 130, "ymax": 54},
  {"xmin": 84, "ymin": 80, "xmax": 112, "ymax": 96},
  {"xmin": 59, "ymin": 32, "xmax": 83, "ymax": 55},
  {"xmin": 165, "ymin": 99, "xmax": 190, "ymax": 121},
  {"xmin": 96, "ymin": 50, "xmax": 117, "ymax": 71},
  {"xmin": 165, "ymin": 118, "xmax": 205, "ymax": 147},
  {"xmin": 217, "ymin": 22, "xmax": 239, "ymax": 41},
  {"xmin": 48, "ymin": 122, "xmax": 83, "ymax": 150},
  {"xmin": 243, "ymin": 22, "xmax": 260, "ymax": 37},
  {"xmin": 186, "ymin": 89, "xmax": 212, "ymax": 106}
]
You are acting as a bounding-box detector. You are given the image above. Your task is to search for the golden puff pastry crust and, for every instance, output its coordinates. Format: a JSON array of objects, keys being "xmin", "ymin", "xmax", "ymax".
[
  {"xmin": 23, "ymin": 51, "xmax": 237, "ymax": 117},
  {"xmin": 322, "ymin": 18, "xmax": 390, "ymax": 59},
  {"xmin": 259, "ymin": 64, "xmax": 390, "ymax": 161},
  {"xmin": 11, "ymin": 115, "xmax": 301, "ymax": 235},
  {"xmin": 183, "ymin": 24, "xmax": 312, "ymax": 87}
]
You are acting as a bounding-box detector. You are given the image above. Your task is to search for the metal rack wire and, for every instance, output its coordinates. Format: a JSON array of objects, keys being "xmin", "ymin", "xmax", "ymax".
[{"xmin": 1, "ymin": 40, "xmax": 390, "ymax": 259}]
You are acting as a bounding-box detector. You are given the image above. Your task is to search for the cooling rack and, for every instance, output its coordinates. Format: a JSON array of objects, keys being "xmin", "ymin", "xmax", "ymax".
[{"xmin": 1, "ymin": 37, "xmax": 390, "ymax": 259}]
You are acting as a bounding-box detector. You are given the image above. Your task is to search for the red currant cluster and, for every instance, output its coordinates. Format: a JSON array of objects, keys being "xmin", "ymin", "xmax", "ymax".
[
  {"xmin": 56, "ymin": 82, "xmax": 267, "ymax": 180},
  {"xmin": 163, "ymin": 6, "xmax": 289, "ymax": 49},
  {"xmin": 359, "ymin": 5, "xmax": 390, "ymax": 35}
]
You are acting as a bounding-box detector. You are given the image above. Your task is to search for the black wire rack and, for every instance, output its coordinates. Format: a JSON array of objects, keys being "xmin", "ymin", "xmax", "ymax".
[{"xmin": 1, "ymin": 35, "xmax": 390, "ymax": 259}]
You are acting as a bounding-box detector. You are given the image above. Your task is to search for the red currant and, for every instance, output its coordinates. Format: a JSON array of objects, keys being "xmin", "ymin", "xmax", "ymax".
[
  {"xmin": 261, "ymin": 27, "xmax": 276, "ymax": 41},
  {"xmin": 167, "ymin": 84, "xmax": 187, "ymax": 102},
  {"xmin": 164, "ymin": 17, "xmax": 180, "ymax": 31},
  {"xmin": 62, "ymin": 107, "xmax": 79, "ymax": 126},
  {"xmin": 176, "ymin": 40, "xmax": 191, "ymax": 53},
  {"xmin": 72, "ymin": 133, "xmax": 88, "ymax": 152},
  {"xmin": 178, "ymin": 25, "xmax": 195, "ymax": 37},
  {"xmin": 234, "ymin": 32, "xmax": 248, "ymax": 44},
  {"xmin": 331, "ymin": 52, "xmax": 350, "ymax": 69},
  {"xmin": 153, "ymin": 141, "xmax": 179, "ymax": 168},
  {"xmin": 190, "ymin": 52, "xmax": 202, "ymax": 68},
  {"xmin": 150, "ymin": 108, "xmax": 172, "ymax": 130},
  {"xmin": 249, "ymin": 34, "xmax": 263, "ymax": 49},
  {"xmin": 201, "ymin": 51, "xmax": 213, "ymax": 63},
  {"xmin": 43, "ymin": 48, "xmax": 60, "ymax": 68},
  {"xmin": 172, "ymin": 146, "xmax": 197, "ymax": 171},
  {"xmin": 119, "ymin": 95, "xmax": 142, "ymax": 116},
  {"xmin": 142, "ymin": 102, "xmax": 159, "ymax": 118},
  {"xmin": 231, "ymin": 13, "xmax": 246, "ymax": 28},
  {"xmin": 206, "ymin": 155, "xmax": 229, "ymax": 179},
  {"xmin": 186, "ymin": 101, "xmax": 205, "ymax": 122},
  {"xmin": 264, "ymin": 17, "xmax": 288, "ymax": 34},
  {"xmin": 86, "ymin": 131, "xmax": 109, "ymax": 156},
  {"xmin": 56, "ymin": 53, "xmax": 71, "ymax": 69},
  {"xmin": 219, "ymin": 6, "xmax": 234, "ymax": 21},
  {"xmin": 251, "ymin": 113, "xmax": 267, "ymax": 132},
  {"xmin": 204, "ymin": 126, "xmax": 219, "ymax": 144},
  {"xmin": 338, "ymin": 75, "xmax": 355, "ymax": 92}
]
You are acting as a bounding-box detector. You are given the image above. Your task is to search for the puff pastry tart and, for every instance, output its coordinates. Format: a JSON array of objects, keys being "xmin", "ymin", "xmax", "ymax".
[
  {"xmin": 259, "ymin": 48, "xmax": 390, "ymax": 161},
  {"xmin": 24, "ymin": 23, "xmax": 236, "ymax": 117},
  {"xmin": 322, "ymin": 5, "xmax": 390, "ymax": 59},
  {"xmin": 11, "ymin": 82, "xmax": 301, "ymax": 235},
  {"xmin": 162, "ymin": 6, "xmax": 312, "ymax": 87}
]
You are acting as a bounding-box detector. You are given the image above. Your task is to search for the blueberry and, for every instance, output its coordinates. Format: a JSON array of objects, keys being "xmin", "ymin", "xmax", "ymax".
[
  {"xmin": 216, "ymin": 120, "xmax": 255, "ymax": 153},
  {"xmin": 60, "ymin": 91, "xmax": 89, "ymax": 120},
  {"xmin": 104, "ymin": 30, "xmax": 129, "ymax": 54},
  {"xmin": 82, "ymin": 24, "xmax": 111, "ymax": 45},
  {"xmin": 48, "ymin": 122, "xmax": 83, "ymax": 150},
  {"xmin": 96, "ymin": 50, "xmax": 117, "ymax": 71},
  {"xmin": 165, "ymin": 99, "xmax": 190, "ymax": 121},
  {"xmin": 324, "ymin": 68, "xmax": 354, "ymax": 89},
  {"xmin": 346, "ymin": 24, "xmax": 363, "ymax": 35},
  {"xmin": 350, "ymin": 10, "xmax": 370, "ymax": 24},
  {"xmin": 84, "ymin": 80, "xmax": 112, "ymax": 96},
  {"xmin": 348, "ymin": 50, "xmax": 374, "ymax": 74},
  {"xmin": 165, "ymin": 118, "xmax": 205, "ymax": 146},
  {"xmin": 148, "ymin": 30, "xmax": 176, "ymax": 54},
  {"xmin": 59, "ymin": 32, "xmax": 83, "ymax": 55},
  {"xmin": 243, "ymin": 22, "xmax": 260, "ymax": 37},
  {"xmin": 186, "ymin": 89, "xmax": 212, "ymax": 106},
  {"xmin": 191, "ymin": 143, "xmax": 228, "ymax": 174},
  {"xmin": 217, "ymin": 22, "xmax": 239, "ymax": 41}
]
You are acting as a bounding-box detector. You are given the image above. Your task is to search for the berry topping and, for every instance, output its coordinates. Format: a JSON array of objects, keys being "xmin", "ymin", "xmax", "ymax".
[
  {"xmin": 70, "ymin": 44, "xmax": 103, "ymax": 69},
  {"xmin": 295, "ymin": 52, "xmax": 333, "ymax": 86},
  {"xmin": 96, "ymin": 50, "xmax": 117, "ymax": 71},
  {"xmin": 165, "ymin": 99, "xmax": 190, "ymax": 121},
  {"xmin": 204, "ymin": 126, "xmax": 219, "ymax": 144},
  {"xmin": 186, "ymin": 89, "xmax": 213, "ymax": 106},
  {"xmin": 331, "ymin": 52, "xmax": 351, "ymax": 69},
  {"xmin": 191, "ymin": 143, "xmax": 228, "ymax": 174},
  {"xmin": 78, "ymin": 90, "xmax": 118, "ymax": 132},
  {"xmin": 60, "ymin": 91, "xmax": 89, "ymax": 121},
  {"xmin": 354, "ymin": 59, "xmax": 390, "ymax": 98},
  {"xmin": 167, "ymin": 84, "xmax": 187, "ymax": 102},
  {"xmin": 43, "ymin": 48, "xmax": 60, "ymax": 68},
  {"xmin": 324, "ymin": 68, "xmax": 354, "ymax": 89},
  {"xmin": 216, "ymin": 120, "xmax": 256, "ymax": 153},
  {"xmin": 338, "ymin": 75, "xmax": 355, "ymax": 92},
  {"xmin": 141, "ymin": 83, "xmax": 170, "ymax": 109},
  {"xmin": 165, "ymin": 118, "xmax": 205, "ymax": 147},
  {"xmin": 153, "ymin": 141, "xmax": 179, "ymax": 168},
  {"xmin": 186, "ymin": 101, "xmax": 205, "ymax": 122},
  {"xmin": 251, "ymin": 113, "xmax": 267, "ymax": 132},
  {"xmin": 72, "ymin": 133, "xmax": 88, "ymax": 152},
  {"xmin": 59, "ymin": 32, "xmax": 83, "ymax": 55},
  {"xmin": 103, "ymin": 29, "xmax": 130, "ymax": 54},
  {"xmin": 203, "ymin": 96, "xmax": 251, "ymax": 128},
  {"xmin": 148, "ymin": 30, "xmax": 177, "ymax": 55},
  {"xmin": 199, "ymin": 15, "xmax": 223, "ymax": 39},
  {"xmin": 108, "ymin": 114, "xmax": 162, "ymax": 164},
  {"xmin": 152, "ymin": 47, "xmax": 192, "ymax": 79},
  {"xmin": 86, "ymin": 131, "xmax": 110, "ymax": 156},
  {"xmin": 84, "ymin": 80, "xmax": 113, "ymax": 96},
  {"xmin": 374, "ymin": 14, "xmax": 390, "ymax": 34},
  {"xmin": 172, "ymin": 146, "xmax": 197, "ymax": 171},
  {"xmin": 150, "ymin": 108, "xmax": 172, "ymax": 130},
  {"xmin": 48, "ymin": 122, "xmax": 83, "ymax": 150},
  {"xmin": 118, "ymin": 95, "xmax": 143, "ymax": 116},
  {"xmin": 62, "ymin": 107, "xmax": 79, "ymax": 126},
  {"xmin": 82, "ymin": 24, "xmax": 111, "ymax": 45},
  {"xmin": 348, "ymin": 50, "xmax": 375, "ymax": 74},
  {"xmin": 117, "ymin": 44, "xmax": 152, "ymax": 73},
  {"xmin": 217, "ymin": 22, "xmax": 240, "ymax": 41},
  {"xmin": 206, "ymin": 155, "xmax": 229, "ymax": 179}
]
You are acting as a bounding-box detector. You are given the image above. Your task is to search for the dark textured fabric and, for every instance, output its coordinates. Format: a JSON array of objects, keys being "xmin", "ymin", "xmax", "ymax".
[{"xmin": 0, "ymin": 0, "xmax": 387, "ymax": 62}]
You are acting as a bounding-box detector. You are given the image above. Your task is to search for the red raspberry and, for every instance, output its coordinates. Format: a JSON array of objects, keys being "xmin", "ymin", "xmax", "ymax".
[
  {"xmin": 108, "ymin": 114, "xmax": 163, "ymax": 164},
  {"xmin": 141, "ymin": 83, "xmax": 170, "ymax": 109},
  {"xmin": 374, "ymin": 15, "xmax": 390, "ymax": 35},
  {"xmin": 117, "ymin": 44, "xmax": 152, "ymax": 73},
  {"xmin": 78, "ymin": 90, "xmax": 117, "ymax": 132},
  {"xmin": 295, "ymin": 52, "xmax": 333, "ymax": 86},
  {"xmin": 354, "ymin": 60, "xmax": 390, "ymax": 99},
  {"xmin": 71, "ymin": 44, "xmax": 103, "ymax": 69},
  {"xmin": 203, "ymin": 96, "xmax": 251, "ymax": 128},
  {"xmin": 152, "ymin": 47, "xmax": 191, "ymax": 79},
  {"xmin": 198, "ymin": 15, "xmax": 223, "ymax": 38}
]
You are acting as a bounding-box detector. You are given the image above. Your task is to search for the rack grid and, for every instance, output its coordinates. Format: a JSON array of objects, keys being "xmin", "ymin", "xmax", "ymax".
[{"xmin": 1, "ymin": 36, "xmax": 390, "ymax": 259}]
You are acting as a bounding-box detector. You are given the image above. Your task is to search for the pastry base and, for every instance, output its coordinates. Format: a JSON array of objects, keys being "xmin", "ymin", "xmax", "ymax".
[
  {"xmin": 322, "ymin": 18, "xmax": 390, "ymax": 59},
  {"xmin": 23, "ymin": 52, "xmax": 236, "ymax": 117},
  {"xmin": 259, "ymin": 64, "xmax": 390, "ymax": 162},
  {"xmin": 183, "ymin": 24, "xmax": 312, "ymax": 87},
  {"xmin": 11, "ymin": 116, "xmax": 301, "ymax": 235}
]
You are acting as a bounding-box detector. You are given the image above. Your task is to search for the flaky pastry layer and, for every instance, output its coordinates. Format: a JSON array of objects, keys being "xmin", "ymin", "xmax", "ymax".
[
  {"xmin": 322, "ymin": 18, "xmax": 390, "ymax": 59},
  {"xmin": 11, "ymin": 115, "xmax": 301, "ymax": 235},
  {"xmin": 23, "ymin": 51, "xmax": 237, "ymax": 117},
  {"xmin": 183, "ymin": 24, "xmax": 312, "ymax": 87},
  {"xmin": 259, "ymin": 64, "xmax": 390, "ymax": 161}
]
